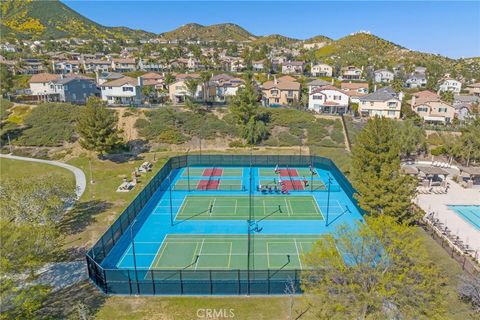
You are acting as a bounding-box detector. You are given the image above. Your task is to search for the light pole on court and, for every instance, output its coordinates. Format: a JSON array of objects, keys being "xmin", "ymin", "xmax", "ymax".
[{"xmin": 130, "ymin": 219, "xmax": 140, "ymax": 294}]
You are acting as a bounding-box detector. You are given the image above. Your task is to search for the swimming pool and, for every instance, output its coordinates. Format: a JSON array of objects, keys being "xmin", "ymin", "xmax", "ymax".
[{"xmin": 448, "ymin": 205, "xmax": 480, "ymax": 231}]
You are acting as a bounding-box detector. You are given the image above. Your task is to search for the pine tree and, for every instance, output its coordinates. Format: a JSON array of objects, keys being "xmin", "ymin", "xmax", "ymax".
[
  {"xmin": 351, "ymin": 117, "xmax": 416, "ymax": 223},
  {"xmin": 76, "ymin": 97, "xmax": 121, "ymax": 155}
]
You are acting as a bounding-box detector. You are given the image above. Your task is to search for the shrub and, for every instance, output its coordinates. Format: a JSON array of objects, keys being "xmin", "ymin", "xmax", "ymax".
[
  {"xmin": 430, "ymin": 146, "xmax": 445, "ymax": 156},
  {"xmin": 15, "ymin": 103, "xmax": 78, "ymax": 146},
  {"xmin": 229, "ymin": 140, "xmax": 245, "ymax": 148},
  {"xmin": 277, "ymin": 131, "xmax": 301, "ymax": 146}
]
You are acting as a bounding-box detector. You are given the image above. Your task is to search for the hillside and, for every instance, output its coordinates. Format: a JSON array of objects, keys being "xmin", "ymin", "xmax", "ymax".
[
  {"xmin": 0, "ymin": 0, "xmax": 154, "ymax": 40},
  {"xmin": 304, "ymin": 35, "xmax": 332, "ymax": 44},
  {"xmin": 252, "ymin": 34, "xmax": 300, "ymax": 46},
  {"xmin": 159, "ymin": 23, "xmax": 256, "ymax": 42}
]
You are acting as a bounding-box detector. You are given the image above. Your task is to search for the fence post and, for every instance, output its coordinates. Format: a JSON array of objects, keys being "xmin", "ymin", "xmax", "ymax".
[
  {"xmin": 127, "ymin": 269, "xmax": 133, "ymax": 295},
  {"xmin": 180, "ymin": 270, "xmax": 184, "ymax": 295},
  {"xmin": 210, "ymin": 270, "xmax": 213, "ymax": 295},
  {"xmin": 103, "ymin": 269, "xmax": 108, "ymax": 294},
  {"xmin": 151, "ymin": 270, "xmax": 156, "ymax": 295},
  {"xmin": 237, "ymin": 270, "xmax": 241, "ymax": 295},
  {"xmin": 267, "ymin": 269, "xmax": 270, "ymax": 294}
]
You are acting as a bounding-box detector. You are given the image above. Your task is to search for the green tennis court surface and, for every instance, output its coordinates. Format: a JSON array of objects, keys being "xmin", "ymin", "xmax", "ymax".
[
  {"xmin": 176, "ymin": 195, "xmax": 323, "ymax": 220},
  {"xmin": 181, "ymin": 167, "xmax": 243, "ymax": 177},
  {"xmin": 150, "ymin": 234, "xmax": 326, "ymax": 270},
  {"xmin": 174, "ymin": 179, "xmax": 243, "ymax": 191},
  {"xmin": 259, "ymin": 168, "xmax": 316, "ymax": 177}
]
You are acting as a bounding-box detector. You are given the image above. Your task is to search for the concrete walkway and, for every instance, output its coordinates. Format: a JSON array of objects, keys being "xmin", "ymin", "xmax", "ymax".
[{"xmin": 0, "ymin": 154, "xmax": 86, "ymax": 199}]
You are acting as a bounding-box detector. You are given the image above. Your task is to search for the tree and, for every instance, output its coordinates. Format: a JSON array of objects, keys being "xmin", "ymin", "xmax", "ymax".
[
  {"xmin": 302, "ymin": 216, "xmax": 447, "ymax": 319},
  {"xmin": 458, "ymin": 274, "xmax": 480, "ymax": 313},
  {"xmin": 200, "ymin": 71, "xmax": 212, "ymax": 102},
  {"xmin": 0, "ymin": 175, "xmax": 76, "ymax": 319},
  {"xmin": 76, "ymin": 97, "xmax": 122, "ymax": 155},
  {"xmin": 0, "ymin": 64, "xmax": 14, "ymax": 97},
  {"xmin": 458, "ymin": 117, "xmax": 480, "ymax": 165},
  {"xmin": 398, "ymin": 119, "xmax": 426, "ymax": 157},
  {"xmin": 440, "ymin": 90, "xmax": 454, "ymax": 104},
  {"xmin": 351, "ymin": 117, "xmax": 417, "ymax": 223},
  {"xmin": 185, "ymin": 78, "xmax": 199, "ymax": 100},
  {"xmin": 391, "ymin": 78, "xmax": 403, "ymax": 93},
  {"xmin": 229, "ymin": 73, "xmax": 268, "ymax": 144}
]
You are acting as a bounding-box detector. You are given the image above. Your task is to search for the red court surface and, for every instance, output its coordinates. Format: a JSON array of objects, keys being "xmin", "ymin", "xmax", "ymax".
[
  {"xmin": 203, "ymin": 168, "xmax": 224, "ymax": 176},
  {"xmin": 197, "ymin": 179, "xmax": 220, "ymax": 190},
  {"xmin": 278, "ymin": 168, "xmax": 299, "ymax": 177},
  {"xmin": 282, "ymin": 180, "xmax": 304, "ymax": 191}
]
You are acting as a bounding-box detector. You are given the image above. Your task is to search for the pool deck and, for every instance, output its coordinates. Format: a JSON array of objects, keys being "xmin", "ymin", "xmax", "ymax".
[{"xmin": 415, "ymin": 174, "xmax": 480, "ymax": 256}]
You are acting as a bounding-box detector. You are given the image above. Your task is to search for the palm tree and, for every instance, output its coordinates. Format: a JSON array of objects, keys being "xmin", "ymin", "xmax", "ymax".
[{"xmin": 200, "ymin": 71, "xmax": 212, "ymax": 103}]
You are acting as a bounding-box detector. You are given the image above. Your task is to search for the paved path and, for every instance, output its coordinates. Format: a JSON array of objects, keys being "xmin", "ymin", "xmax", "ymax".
[{"xmin": 0, "ymin": 154, "xmax": 86, "ymax": 199}]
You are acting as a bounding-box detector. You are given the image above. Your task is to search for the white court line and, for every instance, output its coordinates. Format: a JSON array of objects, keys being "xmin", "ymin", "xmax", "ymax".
[
  {"xmin": 117, "ymin": 243, "xmax": 132, "ymax": 267},
  {"xmin": 210, "ymin": 198, "xmax": 216, "ymax": 216},
  {"xmin": 312, "ymin": 197, "xmax": 325, "ymax": 220},
  {"xmin": 148, "ymin": 234, "xmax": 167, "ymax": 270},
  {"xmin": 173, "ymin": 196, "xmax": 187, "ymax": 220},
  {"xmin": 234, "ymin": 199, "xmax": 238, "ymax": 215},
  {"xmin": 294, "ymin": 238, "xmax": 303, "ymax": 269},
  {"xmin": 195, "ymin": 239, "xmax": 205, "ymax": 270},
  {"xmin": 284, "ymin": 198, "xmax": 290, "ymax": 216}
]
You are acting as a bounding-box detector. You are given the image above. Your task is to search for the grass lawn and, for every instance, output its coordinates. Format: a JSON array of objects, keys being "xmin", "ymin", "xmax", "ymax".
[
  {"xmin": 0, "ymin": 158, "xmax": 75, "ymax": 182},
  {"xmin": 310, "ymin": 146, "xmax": 352, "ymax": 175},
  {"xmin": 62, "ymin": 153, "xmax": 168, "ymax": 251},
  {"xmin": 415, "ymin": 227, "xmax": 475, "ymax": 319}
]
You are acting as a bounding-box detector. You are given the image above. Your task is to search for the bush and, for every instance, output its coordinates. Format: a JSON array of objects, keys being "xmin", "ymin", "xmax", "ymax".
[
  {"xmin": 0, "ymin": 99, "xmax": 14, "ymax": 121},
  {"xmin": 277, "ymin": 131, "xmax": 301, "ymax": 146},
  {"xmin": 229, "ymin": 140, "xmax": 245, "ymax": 148},
  {"xmin": 157, "ymin": 126, "xmax": 187, "ymax": 144},
  {"xmin": 430, "ymin": 146, "xmax": 445, "ymax": 156},
  {"xmin": 15, "ymin": 103, "xmax": 78, "ymax": 146}
]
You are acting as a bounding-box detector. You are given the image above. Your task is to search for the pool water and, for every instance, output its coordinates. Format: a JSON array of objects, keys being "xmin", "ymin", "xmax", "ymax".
[{"xmin": 448, "ymin": 205, "xmax": 480, "ymax": 231}]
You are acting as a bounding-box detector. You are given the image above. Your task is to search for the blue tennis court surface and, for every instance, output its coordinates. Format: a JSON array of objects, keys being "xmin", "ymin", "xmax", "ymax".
[
  {"xmin": 101, "ymin": 165, "xmax": 364, "ymax": 270},
  {"xmin": 448, "ymin": 205, "xmax": 480, "ymax": 231}
]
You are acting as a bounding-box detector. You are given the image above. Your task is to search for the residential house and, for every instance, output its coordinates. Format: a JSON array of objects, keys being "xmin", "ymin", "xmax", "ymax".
[
  {"xmin": 465, "ymin": 83, "xmax": 480, "ymax": 96},
  {"xmin": 252, "ymin": 60, "xmax": 265, "ymax": 72},
  {"xmin": 96, "ymin": 72, "xmax": 124, "ymax": 85},
  {"xmin": 210, "ymin": 74, "xmax": 244, "ymax": 102},
  {"xmin": 358, "ymin": 87, "xmax": 401, "ymax": 119},
  {"xmin": 168, "ymin": 74, "xmax": 202, "ymax": 104},
  {"xmin": 308, "ymin": 85, "xmax": 349, "ymax": 114},
  {"xmin": 29, "ymin": 73, "xmax": 98, "ymax": 103},
  {"xmin": 405, "ymin": 72, "xmax": 427, "ymax": 88},
  {"xmin": 307, "ymin": 79, "xmax": 330, "ymax": 94},
  {"xmin": 341, "ymin": 82, "xmax": 369, "ymax": 104},
  {"xmin": 438, "ymin": 78, "xmax": 462, "ymax": 94},
  {"xmin": 52, "ymin": 60, "xmax": 81, "ymax": 74},
  {"xmin": 100, "ymin": 76, "xmax": 143, "ymax": 105},
  {"xmin": 28, "ymin": 73, "xmax": 62, "ymax": 100},
  {"xmin": 374, "ymin": 69, "xmax": 394, "ymax": 83},
  {"xmin": 414, "ymin": 66, "xmax": 427, "ymax": 74},
  {"xmin": 141, "ymin": 72, "xmax": 166, "ymax": 90},
  {"xmin": 262, "ymin": 76, "xmax": 301, "ymax": 106},
  {"xmin": 311, "ymin": 63, "xmax": 333, "ymax": 77},
  {"xmin": 83, "ymin": 60, "xmax": 111, "ymax": 73},
  {"xmin": 341, "ymin": 66, "xmax": 363, "ymax": 80},
  {"xmin": 52, "ymin": 76, "xmax": 99, "ymax": 104},
  {"xmin": 111, "ymin": 58, "xmax": 136, "ymax": 73},
  {"xmin": 453, "ymin": 95, "xmax": 480, "ymax": 121},
  {"xmin": 410, "ymin": 91, "xmax": 455, "ymax": 124},
  {"xmin": 281, "ymin": 61, "xmax": 305, "ymax": 75},
  {"xmin": 21, "ymin": 58, "xmax": 45, "ymax": 74},
  {"xmin": 228, "ymin": 58, "xmax": 246, "ymax": 72},
  {"xmin": 138, "ymin": 58, "xmax": 166, "ymax": 72}
]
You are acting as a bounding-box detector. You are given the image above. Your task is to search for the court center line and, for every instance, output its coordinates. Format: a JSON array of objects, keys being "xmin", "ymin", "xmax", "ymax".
[
  {"xmin": 294, "ymin": 238, "xmax": 303, "ymax": 269},
  {"xmin": 148, "ymin": 235, "xmax": 167, "ymax": 270},
  {"xmin": 195, "ymin": 239, "xmax": 205, "ymax": 270},
  {"xmin": 284, "ymin": 198, "xmax": 290, "ymax": 216}
]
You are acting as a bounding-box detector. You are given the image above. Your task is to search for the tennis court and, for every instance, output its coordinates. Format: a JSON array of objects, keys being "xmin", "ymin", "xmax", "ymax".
[
  {"xmin": 182, "ymin": 167, "xmax": 243, "ymax": 177},
  {"xmin": 174, "ymin": 178, "xmax": 244, "ymax": 191},
  {"xmin": 175, "ymin": 195, "xmax": 324, "ymax": 220},
  {"xmin": 150, "ymin": 234, "xmax": 326, "ymax": 270}
]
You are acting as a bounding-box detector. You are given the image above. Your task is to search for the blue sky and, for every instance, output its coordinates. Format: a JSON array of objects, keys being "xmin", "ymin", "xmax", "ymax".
[{"xmin": 62, "ymin": 1, "xmax": 480, "ymax": 58}]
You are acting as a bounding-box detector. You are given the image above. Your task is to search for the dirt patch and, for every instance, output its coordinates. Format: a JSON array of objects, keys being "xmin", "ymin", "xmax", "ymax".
[{"xmin": 115, "ymin": 108, "xmax": 144, "ymax": 141}]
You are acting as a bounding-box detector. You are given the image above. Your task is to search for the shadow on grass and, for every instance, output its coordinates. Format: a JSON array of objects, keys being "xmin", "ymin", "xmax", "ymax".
[
  {"xmin": 37, "ymin": 280, "xmax": 107, "ymax": 319},
  {"xmin": 61, "ymin": 200, "xmax": 112, "ymax": 235}
]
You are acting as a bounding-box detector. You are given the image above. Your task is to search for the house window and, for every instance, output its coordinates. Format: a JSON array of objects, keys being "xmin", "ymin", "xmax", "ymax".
[
  {"xmin": 122, "ymin": 87, "xmax": 134, "ymax": 92},
  {"xmin": 313, "ymin": 95, "xmax": 322, "ymax": 100},
  {"xmin": 417, "ymin": 107, "xmax": 428, "ymax": 112},
  {"xmin": 108, "ymin": 86, "xmax": 112, "ymax": 90},
  {"xmin": 439, "ymin": 107, "xmax": 448, "ymax": 113},
  {"xmin": 388, "ymin": 111, "xmax": 396, "ymax": 116},
  {"xmin": 388, "ymin": 102, "xmax": 397, "ymax": 107},
  {"xmin": 370, "ymin": 102, "xmax": 374, "ymax": 106}
]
